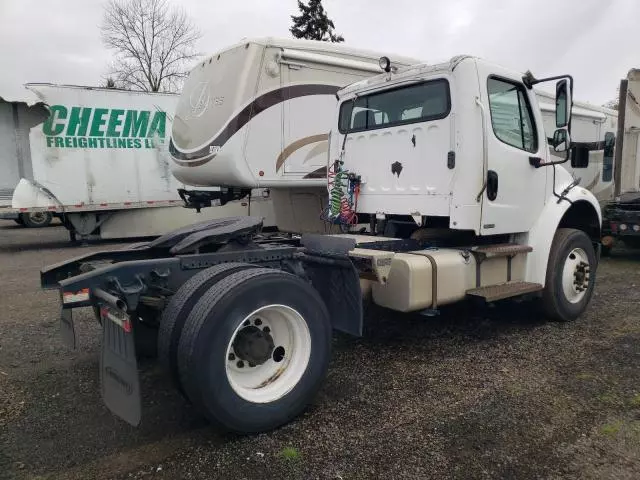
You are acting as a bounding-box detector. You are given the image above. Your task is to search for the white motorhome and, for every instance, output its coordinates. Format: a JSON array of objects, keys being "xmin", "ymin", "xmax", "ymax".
[
  {"xmin": 45, "ymin": 53, "xmax": 601, "ymax": 435},
  {"xmin": 537, "ymin": 91, "xmax": 618, "ymax": 202},
  {"xmin": 170, "ymin": 37, "xmax": 421, "ymax": 233}
]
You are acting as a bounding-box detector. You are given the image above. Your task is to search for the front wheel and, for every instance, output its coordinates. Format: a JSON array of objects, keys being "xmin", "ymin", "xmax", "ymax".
[
  {"xmin": 542, "ymin": 228, "xmax": 597, "ymax": 322},
  {"xmin": 177, "ymin": 268, "xmax": 332, "ymax": 434}
]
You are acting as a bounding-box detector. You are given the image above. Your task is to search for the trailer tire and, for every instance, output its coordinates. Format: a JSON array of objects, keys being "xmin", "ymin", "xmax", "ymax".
[
  {"xmin": 158, "ymin": 262, "xmax": 255, "ymax": 390},
  {"xmin": 542, "ymin": 228, "xmax": 596, "ymax": 322},
  {"xmin": 21, "ymin": 211, "xmax": 53, "ymax": 228},
  {"xmin": 177, "ymin": 268, "xmax": 331, "ymax": 434}
]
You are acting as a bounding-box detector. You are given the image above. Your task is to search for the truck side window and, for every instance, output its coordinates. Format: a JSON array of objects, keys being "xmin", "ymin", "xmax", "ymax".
[
  {"xmin": 602, "ymin": 132, "xmax": 615, "ymax": 182},
  {"xmin": 487, "ymin": 77, "xmax": 538, "ymax": 153},
  {"xmin": 338, "ymin": 79, "xmax": 450, "ymax": 134}
]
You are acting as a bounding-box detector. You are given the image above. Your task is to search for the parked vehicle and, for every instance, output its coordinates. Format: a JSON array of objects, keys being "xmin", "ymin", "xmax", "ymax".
[
  {"xmin": 600, "ymin": 69, "xmax": 640, "ymax": 252},
  {"xmin": 0, "ymin": 91, "xmax": 51, "ymax": 227},
  {"xmin": 0, "ymin": 84, "xmax": 274, "ymax": 239},
  {"xmin": 42, "ymin": 52, "xmax": 601, "ymax": 435}
]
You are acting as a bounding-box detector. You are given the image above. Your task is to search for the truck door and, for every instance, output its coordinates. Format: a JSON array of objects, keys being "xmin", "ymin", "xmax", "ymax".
[{"xmin": 477, "ymin": 66, "xmax": 547, "ymax": 235}]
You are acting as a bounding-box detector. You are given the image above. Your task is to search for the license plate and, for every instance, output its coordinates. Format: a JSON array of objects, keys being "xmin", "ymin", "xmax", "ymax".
[{"xmin": 99, "ymin": 306, "xmax": 142, "ymax": 426}]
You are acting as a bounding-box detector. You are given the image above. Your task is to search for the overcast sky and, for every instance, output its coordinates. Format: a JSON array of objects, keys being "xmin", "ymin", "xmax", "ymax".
[{"xmin": 0, "ymin": 0, "xmax": 637, "ymax": 105}]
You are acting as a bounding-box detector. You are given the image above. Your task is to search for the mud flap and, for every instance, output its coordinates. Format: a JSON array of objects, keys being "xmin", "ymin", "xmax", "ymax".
[
  {"xmin": 99, "ymin": 307, "xmax": 142, "ymax": 426},
  {"xmin": 60, "ymin": 309, "xmax": 77, "ymax": 349}
]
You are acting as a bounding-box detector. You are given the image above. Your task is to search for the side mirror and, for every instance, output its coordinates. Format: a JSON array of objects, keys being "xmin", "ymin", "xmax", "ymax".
[
  {"xmin": 604, "ymin": 132, "xmax": 615, "ymax": 156},
  {"xmin": 552, "ymin": 128, "xmax": 570, "ymax": 153},
  {"xmin": 555, "ymin": 79, "xmax": 572, "ymax": 128}
]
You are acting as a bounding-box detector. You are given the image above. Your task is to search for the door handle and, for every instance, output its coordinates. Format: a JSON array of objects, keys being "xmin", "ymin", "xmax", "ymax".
[{"xmin": 487, "ymin": 170, "xmax": 498, "ymax": 201}]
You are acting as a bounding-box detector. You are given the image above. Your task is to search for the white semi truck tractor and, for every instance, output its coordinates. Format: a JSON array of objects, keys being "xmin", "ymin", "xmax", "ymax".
[{"xmin": 41, "ymin": 50, "xmax": 601, "ymax": 435}]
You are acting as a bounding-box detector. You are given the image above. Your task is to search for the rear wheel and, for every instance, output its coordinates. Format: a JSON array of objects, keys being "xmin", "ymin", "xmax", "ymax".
[
  {"xmin": 157, "ymin": 262, "xmax": 255, "ymax": 391},
  {"xmin": 21, "ymin": 211, "xmax": 52, "ymax": 228},
  {"xmin": 542, "ymin": 228, "xmax": 597, "ymax": 322},
  {"xmin": 177, "ymin": 268, "xmax": 331, "ymax": 434}
]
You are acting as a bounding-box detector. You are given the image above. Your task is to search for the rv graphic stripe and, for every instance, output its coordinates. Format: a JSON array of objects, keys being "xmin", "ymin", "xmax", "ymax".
[{"xmin": 170, "ymin": 84, "xmax": 340, "ymax": 165}]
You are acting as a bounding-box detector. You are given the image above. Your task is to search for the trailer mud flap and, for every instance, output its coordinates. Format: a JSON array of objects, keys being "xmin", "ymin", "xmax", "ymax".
[
  {"xmin": 60, "ymin": 309, "xmax": 77, "ymax": 349},
  {"xmin": 99, "ymin": 308, "xmax": 142, "ymax": 426}
]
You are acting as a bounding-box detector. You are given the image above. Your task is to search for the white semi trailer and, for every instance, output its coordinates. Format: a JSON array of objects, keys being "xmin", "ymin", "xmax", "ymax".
[
  {"xmin": 0, "ymin": 84, "xmax": 275, "ymax": 239},
  {"xmin": 42, "ymin": 49, "xmax": 601, "ymax": 435}
]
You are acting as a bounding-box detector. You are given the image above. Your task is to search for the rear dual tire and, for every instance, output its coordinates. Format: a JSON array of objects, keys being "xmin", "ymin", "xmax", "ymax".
[
  {"xmin": 157, "ymin": 262, "xmax": 256, "ymax": 391},
  {"xmin": 174, "ymin": 268, "xmax": 332, "ymax": 434}
]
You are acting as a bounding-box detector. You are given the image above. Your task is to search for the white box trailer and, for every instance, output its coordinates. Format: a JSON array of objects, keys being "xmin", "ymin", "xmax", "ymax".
[
  {"xmin": 0, "ymin": 92, "xmax": 48, "ymax": 226},
  {"xmin": 0, "ymin": 83, "xmax": 275, "ymax": 238},
  {"xmin": 599, "ymin": 69, "xmax": 640, "ymax": 251}
]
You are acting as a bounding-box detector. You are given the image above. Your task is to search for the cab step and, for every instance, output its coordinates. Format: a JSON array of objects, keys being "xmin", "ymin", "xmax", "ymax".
[
  {"xmin": 466, "ymin": 281, "xmax": 543, "ymax": 302},
  {"xmin": 471, "ymin": 243, "xmax": 533, "ymax": 258}
]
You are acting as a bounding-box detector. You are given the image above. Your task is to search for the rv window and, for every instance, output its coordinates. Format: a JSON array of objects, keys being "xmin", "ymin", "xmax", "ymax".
[
  {"xmin": 487, "ymin": 77, "xmax": 538, "ymax": 153},
  {"xmin": 338, "ymin": 79, "xmax": 450, "ymax": 133},
  {"xmin": 602, "ymin": 132, "xmax": 615, "ymax": 182}
]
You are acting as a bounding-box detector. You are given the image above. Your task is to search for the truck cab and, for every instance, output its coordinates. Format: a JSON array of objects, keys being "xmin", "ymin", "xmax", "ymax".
[
  {"xmin": 332, "ymin": 56, "xmax": 588, "ymax": 234},
  {"xmin": 327, "ymin": 55, "xmax": 601, "ymax": 315}
]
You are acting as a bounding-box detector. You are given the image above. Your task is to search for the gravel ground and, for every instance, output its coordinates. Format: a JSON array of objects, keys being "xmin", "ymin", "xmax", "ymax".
[{"xmin": 1, "ymin": 219, "xmax": 640, "ymax": 480}]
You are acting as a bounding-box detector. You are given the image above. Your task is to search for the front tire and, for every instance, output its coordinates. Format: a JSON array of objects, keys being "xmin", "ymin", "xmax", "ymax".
[
  {"xmin": 542, "ymin": 228, "xmax": 597, "ymax": 322},
  {"xmin": 177, "ymin": 268, "xmax": 332, "ymax": 434}
]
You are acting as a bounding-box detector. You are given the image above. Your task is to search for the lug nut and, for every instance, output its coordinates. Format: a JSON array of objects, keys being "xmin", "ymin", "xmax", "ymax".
[
  {"xmin": 228, "ymin": 353, "xmax": 235, "ymax": 361},
  {"xmin": 243, "ymin": 320, "xmax": 250, "ymax": 326},
  {"xmin": 254, "ymin": 318, "xmax": 262, "ymax": 326},
  {"xmin": 263, "ymin": 326, "xmax": 270, "ymax": 333},
  {"xmin": 237, "ymin": 360, "xmax": 244, "ymax": 368}
]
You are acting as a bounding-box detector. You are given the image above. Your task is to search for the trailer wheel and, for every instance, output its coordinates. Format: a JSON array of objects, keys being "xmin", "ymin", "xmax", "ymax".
[
  {"xmin": 158, "ymin": 262, "xmax": 255, "ymax": 390},
  {"xmin": 177, "ymin": 268, "xmax": 331, "ymax": 434},
  {"xmin": 542, "ymin": 228, "xmax": 597, "ymax": 322},
  {"xmin": 21, "ymin": 211, "xmax": 53, "ymax": 228}
]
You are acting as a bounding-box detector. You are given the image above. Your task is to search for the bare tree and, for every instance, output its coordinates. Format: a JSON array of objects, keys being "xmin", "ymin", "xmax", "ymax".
[{"xmin": 101, "ymin": 0, "xmax": 202, "ymax": 92}]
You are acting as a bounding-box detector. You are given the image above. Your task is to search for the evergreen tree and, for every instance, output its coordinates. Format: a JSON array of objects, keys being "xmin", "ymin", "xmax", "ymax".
[{"xmin": 290, "ymin": 0, "xmax": 344, "ymax": 43}]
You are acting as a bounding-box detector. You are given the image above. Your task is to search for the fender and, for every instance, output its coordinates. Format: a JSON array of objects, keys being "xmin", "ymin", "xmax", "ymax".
[{"xmin": 522, "ymin": 185, "xmax": 602, "ymax": 286}]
